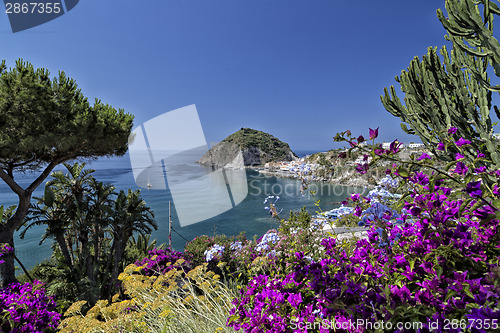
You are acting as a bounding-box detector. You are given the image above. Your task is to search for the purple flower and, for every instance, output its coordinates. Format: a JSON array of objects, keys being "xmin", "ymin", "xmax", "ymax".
[
  {"xmin": 465, "ymin": 181, "xmax": 482, "ymax": 198},
  {"xmin": 455, "ymin": 137, "xmax": 472, "ymax": 147},
  {"xmin": 417, "ymin": 153, "xmax": 431, "ymax": 161},
  {"xmin": 357, "ymin": 135, "xmax": 365, "ymax": 144},
  {"xmin": 475, "ymin": 166, "xmax": 486, "ymax": 173},
  {"xmin": 369, "ymin": 127, "xmax": 379, "ymax": 140},
  {"xmin": 493, "ymin": 184, "xmax": 500, "ymax": 196},
  {"xmin": 477, "ymin": 152, "xmax": 485, "ymax": 158},
  {"xmin": 448, "ymin": 126, "xmax": 458, "ymax": 134},
  {"xmin": 287, "ymin": 293, "xmax": 303, "ymax": 308},
  {"xmin": 388, "ymin": 140, "xmax": 401, "ymax": 154},
  {"xmin": 437, "ymin": 142, "xmax": 445, "ymax": 151},
  {"xmin": 411, "ymin": 172, "xmax": 429, "ymax": 185},
  {"xmin": 338, "ymin": 152, "xmax": 347, "ymax": 159},
  {"xmin": 351, "ymin": 193, "xmax": 360, "ymax": 202},
  {"xmin": 410, "ymin": 206, "xmax": 422, "ymax": 216},
  {"xmin": 355, "ymin": 163, "xmax": 369, "ymax": 174},
  {"xmin": 454, "ymin": 162, "xmax": 468, "ymax": 175},
  {"xmin": 455, "ymin": 153, "xmax": 464, "ymax": 160}
]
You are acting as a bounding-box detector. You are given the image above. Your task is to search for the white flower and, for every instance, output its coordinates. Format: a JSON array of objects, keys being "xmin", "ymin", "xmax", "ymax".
[
  {"xmin": 204, "ymin": 244, "xmax": 225, "ymax": 261},
  {"xmin": 230, "ymin": 241, "xmax": 243, "ymax": 252}
]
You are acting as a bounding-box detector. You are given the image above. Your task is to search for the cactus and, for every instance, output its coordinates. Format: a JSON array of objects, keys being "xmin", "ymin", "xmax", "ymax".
[
  {"xmin": 437, "ymin": 0, "xmax": 500, "ymax": 92},
  {"xmin": 381, "ymin": 1, "xmax": 500, "ymax": 168}
]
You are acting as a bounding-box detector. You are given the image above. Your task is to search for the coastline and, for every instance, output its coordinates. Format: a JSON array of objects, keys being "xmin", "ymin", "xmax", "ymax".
[{"xmin": 247, "ymin": 165, "xmax": 378, "ymax": 189}]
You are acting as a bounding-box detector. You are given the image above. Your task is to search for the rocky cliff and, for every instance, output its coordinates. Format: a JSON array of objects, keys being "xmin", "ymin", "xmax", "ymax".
[{"xmin": 197, "ymin": 128, "xmax": 298, "ymax": 168}]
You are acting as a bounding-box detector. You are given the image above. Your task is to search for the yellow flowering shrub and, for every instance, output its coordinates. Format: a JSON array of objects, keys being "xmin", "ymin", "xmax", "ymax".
[{"xmin": 59, "ymin": 260, "xmax": 238, "ymax": 333}]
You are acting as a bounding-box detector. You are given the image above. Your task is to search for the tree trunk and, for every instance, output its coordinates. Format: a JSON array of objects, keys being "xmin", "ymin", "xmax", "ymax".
[
  {"xmin": 79, "ymin": 232, "xmax": 94, "ymax": 283},
  {"xmin": 55, "ymin": 232, "xmax": 73, "ymax": 268},
  {"xmin": 0, "ymin": 159, "xmax": 64, "ymax": 286},
  {"xmin": 108, "ymin": 235, "xmax": 125, "ymax": 299},
  {"xmin": 0, "ymin": 192, "xmax": 31, "ymax": 287}
]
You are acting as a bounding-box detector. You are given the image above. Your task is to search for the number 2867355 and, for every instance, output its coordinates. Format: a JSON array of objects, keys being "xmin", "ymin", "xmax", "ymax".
[{"xmin": 5, "ymin": 2, "xmax": 62, "ymax": 14}]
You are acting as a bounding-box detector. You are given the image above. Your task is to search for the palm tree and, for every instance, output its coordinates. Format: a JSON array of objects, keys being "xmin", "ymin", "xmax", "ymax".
[
  {"xmin": 107, "ymin": 189, "xmax": 156, "ymax": 297},
  {"xmin": 24, "ymin": 162, "xmax": 158, "ymax": 303},
  {"xmin": 24, "ymin": 163, "xmax": 97, "ymax": 273},
  {"xmin": 126, "ymin": 234, "xmax": 166, "ymax": 262}
]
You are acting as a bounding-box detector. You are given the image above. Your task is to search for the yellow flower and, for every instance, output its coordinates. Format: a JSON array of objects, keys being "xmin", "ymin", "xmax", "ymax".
[
  {"xmin": 64, "ymin": 300, "xmax": 87, "ymax": 317},
  {"xmin": 159, "ymin": 309, "xmax": 171, "ymax": 318}
]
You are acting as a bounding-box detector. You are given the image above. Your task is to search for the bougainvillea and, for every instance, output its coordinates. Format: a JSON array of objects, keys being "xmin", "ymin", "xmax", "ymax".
[
  {"xmin": 0, "ymin": 280, "xmax": 61, "ymax": 333},
  {"xmin": 135, "ymin": 248, "xmax": 188, "ymax": 276},
  {"xmin": 228, "ymin": 130, "xmax": 500, "ymax": 332}
]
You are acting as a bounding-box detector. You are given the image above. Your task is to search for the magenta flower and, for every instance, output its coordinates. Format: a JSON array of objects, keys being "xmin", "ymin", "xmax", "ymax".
[
  {"xmin": 475, "ymin": 166, "xmax": 486, "ymax": 173},
  {"xmin": 448, "ymin": 126, "xmax": 458, "ymax": 134},
  {"xmin": 417, "ymin": 153, "xmax": 431, "ymax": 161},
  {"xmin": 493, "ymin": 185, "xmax": 500, "ymax": 196},
  {"xmin": 338, "ymin": 152, "xmax": 347, "ymax": 159},
  {"xmin": 351, "ymin": 193, "xmax": 360, "ymax": 202},
  {"xmin": 477, "ymin": 152, "xmax": 486, "ymax": 158},
  {"xmin": 456, "ymin": 137, "xmax": 472, "ymax": 146},
  {"xmin": 455, "ymin": 153, "xmax": 464, "ymax": 160},
  {"xmin": 437, "ymin": 142, "xmax": 445, "ymax": 151},
  {"xmin": 411, "ymin": 172, "xmax": 429, "ymax": 185},
  {"xmin": 287, "ymin": 293, "xmax": 303, "ymax": 308},
  {"xmin": 454, "ymin": 162, "xmax": 468, "ymax": 175},
  {"xmin": 369, "ymin": 127, "xmax": 379, "ymax": 140},
  {"xmin": 465, "ymin": 181, "xmax": 482, "ymax": 198},
  {"xmin": 388, "ymin": 140, "xmax": 401, "ymax": 154},
  {"xmin": 355, "ymin": 163, "xmax": 369, "ymax": 174},
  {"xmin": 357, "ymin": 135, "xmax": 365, "ymax": 144}
]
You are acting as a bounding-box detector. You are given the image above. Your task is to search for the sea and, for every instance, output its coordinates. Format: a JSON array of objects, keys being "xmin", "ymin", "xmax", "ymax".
[{"xmin": 0, "ymin": 151, "xmax": 364, "ymax": 271}]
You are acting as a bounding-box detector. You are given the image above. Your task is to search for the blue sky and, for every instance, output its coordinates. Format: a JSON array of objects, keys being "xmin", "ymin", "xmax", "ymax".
[{"xmin": 1, "ymin": 0, "xmax": 456, "ymax": 151}]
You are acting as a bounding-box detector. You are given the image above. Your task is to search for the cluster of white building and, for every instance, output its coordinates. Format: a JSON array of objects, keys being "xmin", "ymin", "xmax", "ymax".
[
  {"xmin": 264, "ymin": 159, "xmax": 320, "ymax": 173},
  {"xmin": 262, "ymin": 141, "xmax": 427, "ymax": 172}
]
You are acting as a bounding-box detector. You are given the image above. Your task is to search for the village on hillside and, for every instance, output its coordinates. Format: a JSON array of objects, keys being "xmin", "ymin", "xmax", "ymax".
[{"xmin": 260, "ymin": 141, "xmax": 427, "ymax": 178}]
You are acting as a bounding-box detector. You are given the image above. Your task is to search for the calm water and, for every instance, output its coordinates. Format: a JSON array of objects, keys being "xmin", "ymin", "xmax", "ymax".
[{"xmin": 0, "ymin": 151, "xmax": 362, "ymax": 270}]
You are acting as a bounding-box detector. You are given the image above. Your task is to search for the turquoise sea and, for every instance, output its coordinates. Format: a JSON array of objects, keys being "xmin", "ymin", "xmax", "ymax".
[{"xmin": 0, "ymin": 151, "xmax": 364, "ymax": 271}]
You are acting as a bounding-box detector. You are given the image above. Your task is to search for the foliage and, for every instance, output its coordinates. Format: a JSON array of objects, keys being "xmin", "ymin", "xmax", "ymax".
[
  {"xmin": 22, "ymin": 162, "xmax": 156, "ymax": 307},
  {"xmin": 437, "ymin": 0, "xmax": 500, "ymax": 92},
  {"xmin": 222, "ymin": 128, "xmax": 297, "ymax": 162},
  {"xmin": 0, "ymin": 59, "xmax": 134, "ymax": 286},
  {"xmin": 228, "ymin": 131, "xmax": 500, "ymax": 332},
  {"xmin": 0, "ymin": 280, "xmax": 60, "ymax": 333},
  {"xmin": 184, "ymin": 232, "xmax": 249, "ymax": 280},
  {"xmin": 381, "ymin": 1, "xmax": 500, "ymax": 168},
  {"xmin": 123, "ymin": 234, "xmax": 166, "ymax": 267}
]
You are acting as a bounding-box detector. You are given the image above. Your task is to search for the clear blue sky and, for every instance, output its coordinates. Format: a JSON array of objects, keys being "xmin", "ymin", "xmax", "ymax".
[{"xmin": 0, "ymin": 1, "xmax": 459, "ymax": 151}]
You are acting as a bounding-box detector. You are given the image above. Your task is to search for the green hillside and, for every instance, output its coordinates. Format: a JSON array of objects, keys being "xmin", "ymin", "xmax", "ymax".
[{"xmin": 222, "ymin": 128, "xmax": 297, "ymax": 162}]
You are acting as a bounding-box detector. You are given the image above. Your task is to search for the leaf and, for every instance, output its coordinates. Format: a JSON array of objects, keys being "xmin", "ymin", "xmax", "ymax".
[
  {"xmin": 397, "ymin": 166, "xmax": 409, "ymax": 178},
  {"xmin": 445, "ymin": 289, "xmax": 457, "ymax": 301},
  {"xmin": 459, "ymin": 198, "xmax": 473, "ymax": 216},
  {"xmin": 492, "ymin": 199, "xmax": 500, "ymax": 210},
  {"xmin": 44, "ymin": 186, "xmax": 55, "ymax": 207},
  {"xmin": 436, "ymin": 265, "xmax": 443, "ymax": 279}
]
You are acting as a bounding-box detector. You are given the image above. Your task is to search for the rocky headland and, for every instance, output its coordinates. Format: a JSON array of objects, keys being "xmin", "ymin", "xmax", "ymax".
[{"xmin": 197, "ymin": 128, "xmax": 298, "ymax": 168}]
